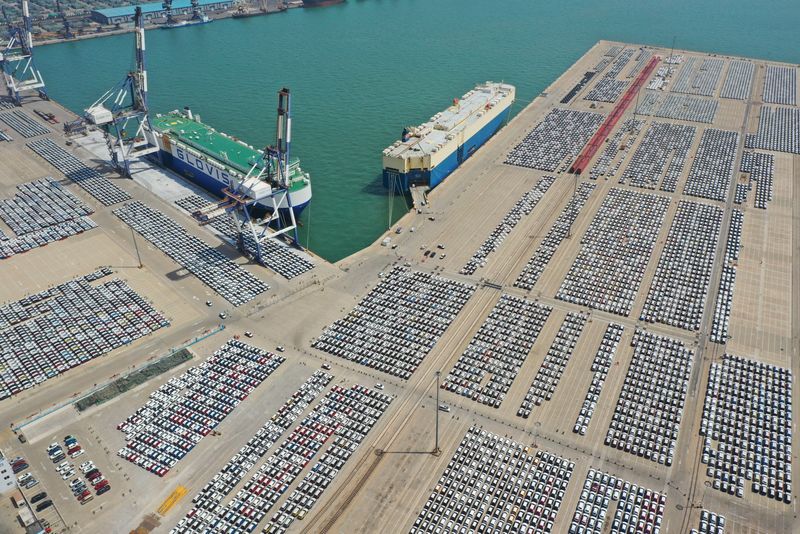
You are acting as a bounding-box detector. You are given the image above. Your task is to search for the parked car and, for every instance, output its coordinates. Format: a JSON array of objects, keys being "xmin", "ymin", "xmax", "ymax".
[{"xmin": 35, "ymin": 500, "xmax": 53, "ymax": 512}]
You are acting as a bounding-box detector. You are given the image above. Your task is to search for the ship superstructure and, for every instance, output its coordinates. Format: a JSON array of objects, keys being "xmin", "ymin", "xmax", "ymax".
[
  {"xmin": 150, "ymin": 109, "xmax": 312, "ymax": 215},
  {"xmin": 383, "ymin": 82, "xmax": 515, "ymax": 191}
]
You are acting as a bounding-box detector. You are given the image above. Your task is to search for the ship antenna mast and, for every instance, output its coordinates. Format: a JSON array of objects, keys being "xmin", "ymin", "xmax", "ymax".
[
  {"xmin": 84, "ymin": 6, "xmax": 160, "ymax": 177},
  {"xmin": 0, "ymin": 0, "xmax": 48, "ymax": 105}
]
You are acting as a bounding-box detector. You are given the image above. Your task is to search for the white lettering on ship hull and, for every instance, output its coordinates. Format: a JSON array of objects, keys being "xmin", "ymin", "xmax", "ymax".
[{"xmin": 174, "ymin": 146, "xmax": 232, "ymax": 187}]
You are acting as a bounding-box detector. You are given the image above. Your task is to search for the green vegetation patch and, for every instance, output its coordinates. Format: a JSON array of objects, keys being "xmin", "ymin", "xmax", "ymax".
[{"xmin": 75, "ymin": 348, "xmax": 193, "ymax": 412}]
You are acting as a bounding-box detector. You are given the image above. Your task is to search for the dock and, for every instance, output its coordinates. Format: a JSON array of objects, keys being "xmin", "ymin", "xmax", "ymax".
[{"xmin": 0, "ymin": 40, "xmax": 797, "ymax": 534}]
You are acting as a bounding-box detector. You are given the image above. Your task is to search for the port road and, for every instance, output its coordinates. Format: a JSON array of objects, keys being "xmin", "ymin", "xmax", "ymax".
[{"xmin": 0, "ymin": 40, "xmax": 796, "ymax": 534}]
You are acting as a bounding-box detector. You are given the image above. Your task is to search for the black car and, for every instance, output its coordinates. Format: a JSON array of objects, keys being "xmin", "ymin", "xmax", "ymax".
[
  {"xmin": 96, "ymin": 484, "xmax": 111, "ymax": 496},
  {"xmin": 35, "ymin": 500, "xmax": 53, "ymax": 512},
  {"xmin": 12, "ymin": 463, "xmax": 28, "ymax": 474},
  {"xmin": 30, "ymin": 492, "xmax": 47, "ymax": 503},
  {"xmin": 85, "ymin": 468, "xmax": 100, "ymax": 478}
]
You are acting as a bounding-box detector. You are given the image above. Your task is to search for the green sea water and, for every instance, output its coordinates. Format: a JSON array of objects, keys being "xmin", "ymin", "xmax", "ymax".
[{"xmin": 34, "ymin": 0, "xmax": 800, "ymax": 262}]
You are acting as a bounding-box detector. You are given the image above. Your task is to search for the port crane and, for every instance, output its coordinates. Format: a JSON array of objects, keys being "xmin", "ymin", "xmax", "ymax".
[
  {"xmin": 55, "ymin": 0, "xmax": 73, "ymax": 39},
  {"xmin": 84, "ymin": 6, "xmax": 159, "ymax": 177},
  {"xmin": 192, "ymin": 88, "xmax": 302, "ymax": 264},
  {"xmin": 190, "ymin": 0, "xmax": 204, "ymax": 20},
  {"xmin": 0, "ymin": 0, "xmax": 47, "ymax": 105},
  {"xmin": 162, "ymin": 0, "xmax": 176, "ymax": 25}
]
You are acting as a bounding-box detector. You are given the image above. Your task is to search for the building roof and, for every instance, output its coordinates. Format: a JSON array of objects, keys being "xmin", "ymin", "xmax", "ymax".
[{"xmin": 92, "ymin": 0, "xmax": 229, "ymax": 18}]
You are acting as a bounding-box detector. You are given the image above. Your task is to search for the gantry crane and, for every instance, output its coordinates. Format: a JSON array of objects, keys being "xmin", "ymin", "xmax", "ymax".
[
  {"xmin": 190, "ymin": 0, "xmax": 202, "ymax": 20},
  {"xmin": 192, "ymin": 88, "xmax": 302, "ymax": 264},
  {"xmin": 55, "ymin": 0, "xmax": 73, "ymax": 39},
  {"xmin": 0, "ymin": 0, "xmax": 47, "ymax": 105},
  {"xmin": 84, "ymin": 7, "xmax": 159, "ymax": 177},
  {"xmin": 162, "ymin": 0, "xmax": 176, "ymax": 25}
]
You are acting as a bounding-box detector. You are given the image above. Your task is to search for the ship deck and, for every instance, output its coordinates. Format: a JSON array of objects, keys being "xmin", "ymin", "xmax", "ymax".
[
  {"xmin": 0, "ymin": 39, "xmax": 797, "ymax": 534},
  {"xmin": 151, "ymin": 112, "xmax": 263, "ymax": 174}
]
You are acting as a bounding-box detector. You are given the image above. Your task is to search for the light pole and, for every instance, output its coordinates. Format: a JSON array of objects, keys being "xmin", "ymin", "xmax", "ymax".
[
  {"xmin": 434, "ymin": 371, "xmax": 441, "ymax": 455},
  {"xmin": 567, "ymin": 174, "xmax": 578, "ymax": 238},
  {"xmin": 131, "ymin": 227, "xmax": 142, "ymax": 268}
]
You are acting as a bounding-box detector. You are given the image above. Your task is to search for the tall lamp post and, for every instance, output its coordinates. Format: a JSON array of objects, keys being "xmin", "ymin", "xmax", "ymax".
[{"xmin": 433, "ymin": 371, "xmax": 441, "ymax": 455}]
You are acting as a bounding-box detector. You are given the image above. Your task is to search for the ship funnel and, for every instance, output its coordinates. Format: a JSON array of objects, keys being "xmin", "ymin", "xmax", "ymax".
[{"xmin": 184, "ymin": 106, "xmax": 194, "ymax": 120}]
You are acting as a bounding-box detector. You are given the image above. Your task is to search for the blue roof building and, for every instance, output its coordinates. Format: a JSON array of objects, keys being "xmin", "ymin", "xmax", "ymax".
[{"xmin": 90, "ymin": 0, "xmax": 234, "ymax": 24}]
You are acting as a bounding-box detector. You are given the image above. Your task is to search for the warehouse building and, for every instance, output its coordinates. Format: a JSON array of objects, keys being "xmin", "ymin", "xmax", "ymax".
[{"xmin": 90, "ymin": 0, "xmax": 234, "ymax": 25}]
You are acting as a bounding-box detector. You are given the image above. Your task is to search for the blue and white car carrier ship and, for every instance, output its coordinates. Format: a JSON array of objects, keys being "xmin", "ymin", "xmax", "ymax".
[{"xmin": 382, "ymin": 82, "xmax": 515, "ymax": 191}]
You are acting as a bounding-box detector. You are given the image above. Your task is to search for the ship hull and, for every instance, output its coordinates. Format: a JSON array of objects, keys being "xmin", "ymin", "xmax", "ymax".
[
  {"xmin": 161, "ymin": 18, "xmax": 213, "ymax": 29},
  {"xmin": 383, "ymin": 103, "xmax": 511, "ymax": 191},
  {"xmin": 157, "ymin": 148, "xmax": 311, "ymax": 216},
  {"xmin": 303, "ymin": 0, "xmax": 345, "ymax": 6}
]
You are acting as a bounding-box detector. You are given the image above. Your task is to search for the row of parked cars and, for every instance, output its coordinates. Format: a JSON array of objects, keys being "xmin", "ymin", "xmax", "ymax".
[
  {"xmin": 519, "ymin": 312, "xmax": 588, "ymax": 418},
  {"xmin": 113, "ymin": 201, "xmax": 269, "ymax": 306},
  {"xmin": 444, "ymin": 295, "xmax": 552, "ymax": 409},
  {"xmin": 174, "ymin": 194, "xmax": 316, "ymax": 281},
  {"xmin": 14, "ymin": 457, "xmax": 38, "ymax": 491},
  {"xmin": 313, "ymin": 267, "xmax": 475, "ymax": 380},
  {"xmin": 49, "ymin": 435, "xmax": 110, "ymax": 506},
  {"xmin": 182, "ymin": 370, "xmax": 334, "ymax": 523},
  {"xmin": 556, "ymin": 188, "xmax": 670, "ymax": 317},
  {"xmin": 118, "ymin": 340, "xmax": 285, "ymax": 477},
  {"xmin": 266, "ymin": 385, "xmax": 393, "ymax": 533},
  {"xmin": 174, "ymin": 384, "xmax": 391, "ymax": 534},
  {"xmin": 460, "ymin": 176, "xmax": 554, "ymax": 276},
  {"xmin": 604, "ymin": 330, "xmax": 694, "ymax": 467},
  {"xmin": 514, "ymin": 182, "xmax": 596, "ymax": 291},
  {"xmin": 569, "ymin": 468, "xmax": 665, "ymax": 534},
  {"xmin": 0, "ymin": 270, "xmax": 169, "ymax": 400},
  {"xmin": 27, "ymin": 138, "xmax": 132, "ymax": 206},
  {"xmin": 410, "ymin": 426, "xmax": 575, "ymax": 534},
  {"xmin": 574, "ymin": 323, "xmax": 625, "ymax": 436}
]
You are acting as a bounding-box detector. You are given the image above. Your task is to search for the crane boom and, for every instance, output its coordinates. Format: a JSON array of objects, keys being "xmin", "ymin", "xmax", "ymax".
[
  {"xmin": 84, "ymin": 7, "xmax": 159, "ymax": 176},
  {"xmin": 0, "ymin": 0, "xmax": 47, "ymax": 104}
]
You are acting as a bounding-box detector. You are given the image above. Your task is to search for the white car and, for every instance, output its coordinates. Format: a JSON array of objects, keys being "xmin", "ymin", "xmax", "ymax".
[
  {"xmin": 375, "ymin": 383, "xmax": 385, "ymax": 390},
  {"xmin": 244, "ymin": 331, "xmax": 253, "ymax": 338}
]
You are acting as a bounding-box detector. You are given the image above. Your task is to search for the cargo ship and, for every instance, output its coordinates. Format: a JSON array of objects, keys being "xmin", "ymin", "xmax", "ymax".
[
  {"xmin": 382, "ymin": 82, "xmax": 515, "ymax": 191},
  {"xmin": 149, "ymin": 109, "xmax": 312, "ymax": 215},
  {"xmin": 162, "ymin": 15, "xmax": 213, "ymax": 28},
  {"xmin": 303, "ymin": 0, "xmax": 345, "ymax": 6}
]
